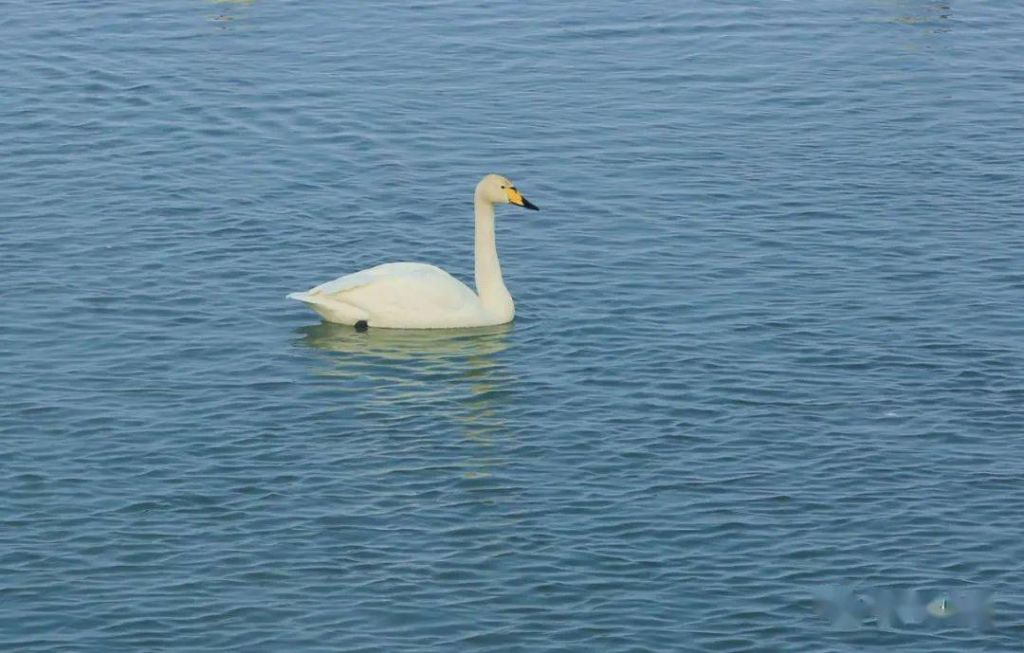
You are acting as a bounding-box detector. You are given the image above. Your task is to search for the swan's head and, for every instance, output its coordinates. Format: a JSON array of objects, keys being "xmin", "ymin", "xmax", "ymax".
[{"xmin": 476, "ymin": 174, "xmax": 539, "ymax": 211}]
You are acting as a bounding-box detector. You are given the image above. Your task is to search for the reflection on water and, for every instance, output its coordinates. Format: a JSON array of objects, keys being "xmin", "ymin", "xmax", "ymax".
[
  {"xmin": 297, "ymin": 322, "xmax": 513, "ymax": 478},
  {"xmin": 297, "ymin": 321, "xmax": 511, "ymax": 363},
  {"xmin": 874, "ymin": 0, "xmax": 952, "ymax": 31},
  {"xmin": 207, "ymin": 0, "xmax": 256, "ymax": 28}
]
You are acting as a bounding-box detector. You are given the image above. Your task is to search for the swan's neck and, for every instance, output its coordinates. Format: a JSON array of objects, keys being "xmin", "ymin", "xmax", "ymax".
[{"xmin": 473, "ymin": 196, "xmax": 513, "ymax": 320}]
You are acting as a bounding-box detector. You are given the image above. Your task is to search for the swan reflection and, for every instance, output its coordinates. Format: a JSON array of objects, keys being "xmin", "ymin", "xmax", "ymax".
[
  {"xmin": 295, "ymin": 322, "xmax": 513, "ymax": 479},
  {"xmin": 297, "ymin": 321, "xmax": 511, "ymax": 363},
  {"xmin": 876, "ymin": 0, "xmax": 952, "ymax": 33}
]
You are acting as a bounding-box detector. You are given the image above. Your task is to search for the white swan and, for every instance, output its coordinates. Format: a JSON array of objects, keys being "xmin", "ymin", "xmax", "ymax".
[{"xmin": 288, "ymin": 174, "xmax": 539, "ymax": 329}]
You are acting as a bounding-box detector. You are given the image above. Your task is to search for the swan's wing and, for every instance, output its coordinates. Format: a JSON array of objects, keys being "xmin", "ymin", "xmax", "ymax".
[
  {"xmin": 294, "ymin": 263, "xmax": 484, "ymax": 328},
  {"xmin": 336, "ymin": 263, "xmax": 479, "ymax": 312},
  {"xmin": 309, "ymin": 262, "xmax": 424, "ymax": 296}
]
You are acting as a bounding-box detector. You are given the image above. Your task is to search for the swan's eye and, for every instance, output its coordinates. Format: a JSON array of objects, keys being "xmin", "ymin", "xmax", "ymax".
[{"xmin": 500, "ymin": 185, "xmax": 506, "ymax": 189}]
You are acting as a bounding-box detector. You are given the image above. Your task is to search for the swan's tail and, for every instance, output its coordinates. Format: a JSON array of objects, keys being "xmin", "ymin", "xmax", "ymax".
[
  {"xmin": 287, "ymin": 291, "xmax": 369, "ymax": 326},
  {"xmin": 286, "ymin": 291, "xmax": 317, "ymax": 303}
]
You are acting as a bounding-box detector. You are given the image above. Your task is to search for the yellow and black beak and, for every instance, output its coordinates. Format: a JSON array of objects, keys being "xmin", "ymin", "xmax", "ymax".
[{"xmin": 506, "ymin": 186, "xmax": 539, "ymax": 211}]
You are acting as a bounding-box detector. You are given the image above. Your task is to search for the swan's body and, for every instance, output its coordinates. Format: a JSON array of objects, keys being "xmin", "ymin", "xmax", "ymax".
[
  {"xmin": 289, "ymin": 262, "xmax": 501, "ymax": 329},
  {"xmin": 288, "ymin": 174, "xmax": 538, "ymax": 329}
]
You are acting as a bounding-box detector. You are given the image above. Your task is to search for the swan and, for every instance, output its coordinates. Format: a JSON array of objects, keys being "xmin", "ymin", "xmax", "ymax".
[{"xmin": 288, "ymin": 174, "xmax": 539, "ymax": 329}]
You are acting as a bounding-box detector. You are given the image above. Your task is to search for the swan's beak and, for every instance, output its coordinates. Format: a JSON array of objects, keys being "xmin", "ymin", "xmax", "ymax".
[{"xmin": 506, "ymin": 187, "xmax": 539, "ymax": 211}]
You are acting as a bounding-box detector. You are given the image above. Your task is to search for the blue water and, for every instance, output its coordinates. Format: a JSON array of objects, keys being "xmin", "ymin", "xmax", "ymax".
[{"xmin": 2, "ymin": 1, "xmax": 1023, "ymax": 650}]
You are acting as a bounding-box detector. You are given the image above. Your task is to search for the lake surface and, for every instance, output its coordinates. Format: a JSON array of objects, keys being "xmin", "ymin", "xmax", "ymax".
[{"xmin": 2, "ymin": 1, "xmax": 1023, "ymax": 650}]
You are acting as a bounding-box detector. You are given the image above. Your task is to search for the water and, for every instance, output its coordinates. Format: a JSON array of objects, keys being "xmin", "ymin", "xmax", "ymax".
[{"xmin": 2, "ymin": 1, "xmax": 1023, "ymax": 650}]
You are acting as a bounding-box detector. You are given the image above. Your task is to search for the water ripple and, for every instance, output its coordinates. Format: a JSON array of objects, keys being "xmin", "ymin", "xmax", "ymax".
[{"xmin": 2, "ymin": 1, "xmax": 1024, "ymax": 651}]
